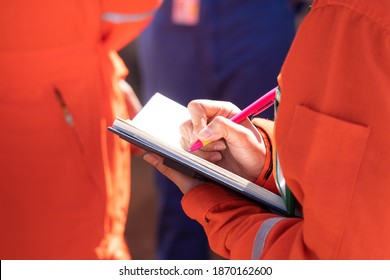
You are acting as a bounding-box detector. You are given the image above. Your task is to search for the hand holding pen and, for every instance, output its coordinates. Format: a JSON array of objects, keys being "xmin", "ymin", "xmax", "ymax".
[
  {"xmin": 189, "ymin": 87, "xmax": 276, "ymax": 151},
  {"xmin": 178, "ymin": 87, "xmax": 276, "ymax": 182}
]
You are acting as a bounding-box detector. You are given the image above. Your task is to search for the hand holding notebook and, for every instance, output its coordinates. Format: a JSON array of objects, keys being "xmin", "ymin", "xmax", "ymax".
[{"xmin": 108, "ymin": 92, "xmax": 297, "ymax": 216}]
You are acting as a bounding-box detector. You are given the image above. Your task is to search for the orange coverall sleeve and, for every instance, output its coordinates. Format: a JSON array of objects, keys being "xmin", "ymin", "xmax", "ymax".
[{"xmin": 181, "ymin": 0, "xmax": 390, "ymax": 259}]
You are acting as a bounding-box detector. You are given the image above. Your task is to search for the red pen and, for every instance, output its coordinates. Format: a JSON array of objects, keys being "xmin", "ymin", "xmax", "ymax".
[{"xmin": 189, "ymin": 86, "xmax": 277, "ymax": 152}]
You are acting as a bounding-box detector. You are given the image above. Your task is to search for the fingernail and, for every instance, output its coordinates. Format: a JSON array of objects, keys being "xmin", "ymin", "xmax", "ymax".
[
  {"xmin": 143, "ymin": 154, "xmax": 158, "ymax": 166},
  {"xmin": 214, "ymin": 142, "xmax": 226, "ymax": 150},
  {"xmin": 210, "ymin": 153, "xmax": 222, "ymax": 162}
]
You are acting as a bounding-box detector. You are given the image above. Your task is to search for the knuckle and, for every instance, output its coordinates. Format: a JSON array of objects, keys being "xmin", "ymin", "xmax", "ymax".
[{"xmin": 187, "ymin": 100, "xmax": 202, "ymax": 111}]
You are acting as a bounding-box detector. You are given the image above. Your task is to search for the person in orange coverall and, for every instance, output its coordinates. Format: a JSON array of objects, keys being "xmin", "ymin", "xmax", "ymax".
[
  {"xmin": 0, "ymin": 0, "xmax": 160, "ymax": 259},
  {"xmin": 144, "ymin": 0, "xmax": 390, "ymax": 259}
]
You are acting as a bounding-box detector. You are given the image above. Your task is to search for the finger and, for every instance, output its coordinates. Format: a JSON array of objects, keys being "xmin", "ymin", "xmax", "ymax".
[
  {"xmin": 143, "ymin": 153, "xmax": 179, "ymax": 180},
  {"xmin": 180, "ymin": 133, "xmax": 226, "ymax": 152},
  {"xmin": 179, "ymin": 119, "xmax": 195, "ymax": 145},
  {"xmin": 189, "ymin": 148, "xmax": 223, "ymax": 163},
  {"xmin": 143, "ymin": 153, "xmax": 202, "ymax": 193},
  {"xmin": 198, "ymin": 139, "xmax": 227, "ymax": 152},
  {"xmin": 187, "ymin": 100, "xmax": 240, "ymax": 137},
  {"xmin": 197, "ymin": 116, "xmax": 260, "ymax": 149}
]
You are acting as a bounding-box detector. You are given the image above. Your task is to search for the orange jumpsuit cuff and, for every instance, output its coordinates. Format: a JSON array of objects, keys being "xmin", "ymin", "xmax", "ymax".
[
  {"xmin": 251, "ymin": 118, "xmax": 279, "ymax": 195},
  {"xmin": 181, "ymin": 183, "xmax": 245, "ymax": 225}
]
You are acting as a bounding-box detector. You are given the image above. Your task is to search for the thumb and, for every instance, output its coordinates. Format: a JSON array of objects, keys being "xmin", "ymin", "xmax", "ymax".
[
  {"xmin": 197, "ymin": 116, "xmax": 254, "ymax": 147},
  {"xmin": 143, "ymin": 153, "xmax": 177, "ymax": 180},
  {"xmin": 143, "ymin": 153, "xmax": 203, "ymax": 193}
]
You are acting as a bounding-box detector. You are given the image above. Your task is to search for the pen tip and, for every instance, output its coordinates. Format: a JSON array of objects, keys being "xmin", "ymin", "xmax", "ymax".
[{"xmin": 188, "ymin": 140, "xmax": 203, "ymax": 152}]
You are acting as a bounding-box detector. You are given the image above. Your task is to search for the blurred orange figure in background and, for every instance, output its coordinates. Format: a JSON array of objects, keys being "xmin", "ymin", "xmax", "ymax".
[{"xmin": 0, "ymin": 0, "xmax": 160, "ymax": 259}]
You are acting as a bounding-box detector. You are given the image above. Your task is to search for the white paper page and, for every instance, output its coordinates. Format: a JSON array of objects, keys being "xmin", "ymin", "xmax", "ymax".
[{"xmin": 132, "ymin": 93, "xmax": 191, "ymax": 149}]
